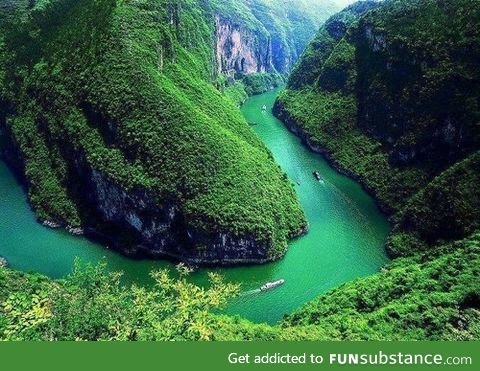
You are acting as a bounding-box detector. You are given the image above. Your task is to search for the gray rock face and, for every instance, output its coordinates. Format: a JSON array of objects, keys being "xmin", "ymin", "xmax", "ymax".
[
  {"xmin": 80, "ymin": 165, "xmax": 276, "ymax": 265},
  {"xmin": 85, "ymin": 168, "xmax": 181, "ymax": 256},
  {"xmin": 364, "ymin": 24, "xmax": 387, "ymax": 52},
  {"xmin": 215, "ymin": 16, "xmax": 274, "ymax": 77},
  {"xmin": 0, "ymin": 121, "xmax": 276, "ymax": 266}
]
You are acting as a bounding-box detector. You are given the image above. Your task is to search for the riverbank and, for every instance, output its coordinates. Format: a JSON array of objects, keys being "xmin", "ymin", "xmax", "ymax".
[
  {"xmin": 0, "ymin": 89, "xmax": 390, "ymax": 324},
  {"xmin": 273, "ymin": 98, "xmax": 393, "ymax": 217}
]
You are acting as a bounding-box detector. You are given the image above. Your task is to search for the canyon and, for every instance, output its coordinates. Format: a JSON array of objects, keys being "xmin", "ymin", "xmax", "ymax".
[
  {"xmin": 0, "ymin": 0, "xmax": 347, "ymax": 265},
  {"xmin": 0, "ymin": 0, "xmax": 479, "ymax": 341}
]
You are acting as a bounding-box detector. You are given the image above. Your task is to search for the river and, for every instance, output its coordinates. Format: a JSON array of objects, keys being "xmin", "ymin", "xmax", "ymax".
[{"xmin": 0, "ymin": 88, "xmax": 390, "ymax": 324}]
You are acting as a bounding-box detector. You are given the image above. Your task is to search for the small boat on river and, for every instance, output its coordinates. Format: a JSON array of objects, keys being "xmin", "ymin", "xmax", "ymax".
[
  {"xmin": 313, "ymin": 171, "xmax": 323, "ymax": 181},
  {"xmin": 262, "ymin": 105, "xmax": 267, "ymax": 111},
  {"xmin": 260, "ymin": 279, "xmax": 285, "ymax": 292}
]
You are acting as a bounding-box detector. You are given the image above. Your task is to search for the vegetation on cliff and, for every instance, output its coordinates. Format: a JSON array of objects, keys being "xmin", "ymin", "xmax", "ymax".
[
  {"xmin": 276, "ymin": 0, "xmax": 480, "ymax": 256},
  {"xmin": 0, "ymin": 0, "xmax": 307, "ymax": 260},
  {"xmin": 1, "ymin": 0, "xmax": 479, "ymax": 341}
]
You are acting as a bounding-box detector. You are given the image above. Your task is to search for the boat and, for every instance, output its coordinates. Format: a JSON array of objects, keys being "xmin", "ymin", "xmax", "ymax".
[
  {"xmin": 260, "ymin": 279, "xmax": 285, "ymax": 292},
  {"xmin": 262, "ymin": 105, "xmax": 267, "ymax": 111},
  {"xmin": 313, "ymin": 171, "xmax": 322, "ymax": 181}
]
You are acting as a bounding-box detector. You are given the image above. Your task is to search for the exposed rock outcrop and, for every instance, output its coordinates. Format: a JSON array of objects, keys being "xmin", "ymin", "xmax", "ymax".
[
  {"xmin": 80, "ymin": 167, "xmax": 281, "ymax": 265},
  {"xmin": 215, "ymin": 16, "xmax": 273, "ymax": 77},
  {"xmin": 213, "ymin": 0, "xmax": 345, "ymax": 79}
]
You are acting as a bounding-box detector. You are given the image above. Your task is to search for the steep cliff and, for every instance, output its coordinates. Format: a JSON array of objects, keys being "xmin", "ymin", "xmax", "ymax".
[
  {"xmin": 214, "ymin": 15, "xmax": 273, "ymax": 77},
  {"xmin": 211, "ymin": 0, "xmax": 349, "ymax": 99},
  {"xmin": 0, "ymin": 0, "xmax": 308, "ymax": 265},
  {"xmin": 275, "ymin": 0, "xmax": 480, "ymax": 256}
]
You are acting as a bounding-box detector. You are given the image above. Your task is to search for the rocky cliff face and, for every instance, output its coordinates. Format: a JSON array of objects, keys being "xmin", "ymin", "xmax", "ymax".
[
  {"xmin": 213, "ymin": 0, "xmax": 346, "ymax": 79},
  {"xmin": 215, "ymin": 16, "xmax": 273, "ymax": 77},
  {"xmin": 83, "ymin": 167, "xmax": 275, "ymax": 265}
]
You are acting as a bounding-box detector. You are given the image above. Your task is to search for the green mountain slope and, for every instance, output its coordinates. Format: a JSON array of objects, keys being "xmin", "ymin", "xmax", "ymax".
[
  {"xmin": 0, "ymin": 0, "xmax": 308, "ymax": 264},
  {"xmin": 275, "ymin": 0, "xmax": 480, "ymax": 257},
  {"xmin": 2, "ymin": 0, "xmax": 478, "ymax": 342}
]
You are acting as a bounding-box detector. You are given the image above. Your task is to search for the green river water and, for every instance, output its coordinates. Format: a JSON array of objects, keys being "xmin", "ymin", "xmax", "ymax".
[{"xmin": 0, "ymin": 89, "xmax": 390, "ymax": 324}]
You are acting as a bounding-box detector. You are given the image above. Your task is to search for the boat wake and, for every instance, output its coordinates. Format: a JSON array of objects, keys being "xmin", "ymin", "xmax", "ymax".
[{"xmin": 239, "ymin": 279, "xmax": 285, "ymax": 296}]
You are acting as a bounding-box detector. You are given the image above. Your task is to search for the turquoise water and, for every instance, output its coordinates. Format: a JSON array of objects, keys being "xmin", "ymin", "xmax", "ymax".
[{"xmin": 0, "ymin": 89, "xmax": 390, "ymax": 324}]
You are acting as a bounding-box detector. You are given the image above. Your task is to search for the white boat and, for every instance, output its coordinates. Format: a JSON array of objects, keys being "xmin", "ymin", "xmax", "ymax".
[
  {"xmin": 260, "ymin": 279, "xmax": 285, "ymax": 292},
  {"xmin": 262, "ymin": 105, "xmax": 267, "ymax": 111}
]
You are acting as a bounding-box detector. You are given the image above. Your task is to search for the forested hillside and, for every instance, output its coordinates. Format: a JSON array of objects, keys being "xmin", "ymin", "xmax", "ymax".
[
  {"xmin": 1, "ymin": 0, "xmax": 479, "ymax": 341},
  {"xmin": 0, "ymin": 0, "xmax": 311, "ymax": 265},
  {"xmin": 270, "ymin": 0, "xmax": 480, "ymax": 340},
  {"xmin": 275, "ymin": 0, "xmax": 480, "ymax": 257}
]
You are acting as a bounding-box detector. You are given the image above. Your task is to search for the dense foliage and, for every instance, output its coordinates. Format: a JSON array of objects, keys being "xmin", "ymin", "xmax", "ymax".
[
  {"xmin": 276, "ymin": 0, "xmax": 480, "ymax": 256},
  {"xmin": 2, "ymin": 233, "xmax": 478, "ymax": 340},
  {"xmin": 0, "ymin": 262, "xmax": 240, "ymax": 340},
  {"xmin": 0, "ymin": 0, "xmax": 308, "ymax": 258}
]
